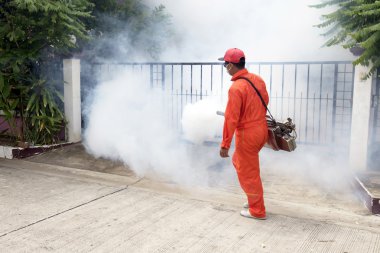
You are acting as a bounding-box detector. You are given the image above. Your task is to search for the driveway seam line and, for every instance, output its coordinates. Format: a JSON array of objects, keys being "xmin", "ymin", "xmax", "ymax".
[{"xmin": 0, "ymin": 186, "xmax": 129, "ymax": 238}]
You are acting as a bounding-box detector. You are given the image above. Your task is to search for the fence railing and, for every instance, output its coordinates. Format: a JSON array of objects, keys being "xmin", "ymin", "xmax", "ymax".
[{"xmin": 83, "ymin": 61, "xmax": 354, "ymax": 146}]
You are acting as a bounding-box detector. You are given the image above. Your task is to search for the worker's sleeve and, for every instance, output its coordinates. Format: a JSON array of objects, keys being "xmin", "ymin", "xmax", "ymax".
[{"xmin": 221, "ymin": 87, "xmax": 242, "ymax": 149}]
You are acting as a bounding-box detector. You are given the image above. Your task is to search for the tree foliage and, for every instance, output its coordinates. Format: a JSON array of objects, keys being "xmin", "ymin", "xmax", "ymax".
[
  {"xmin": 0, "ymin": 0, "xmax": 93, "ymax": 144},
  {"xmin": 313, "ymin": 0, "xmax": 380, "ymax": 76},
  {"xmin": 82, "ymin": 0, "xmax": 173, "ymax": 61}
]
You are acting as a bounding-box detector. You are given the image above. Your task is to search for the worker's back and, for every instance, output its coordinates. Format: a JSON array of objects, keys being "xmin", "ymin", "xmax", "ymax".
[{"xmin": 230, "ymin": 71, "xmax": 269, "ymax": 129}]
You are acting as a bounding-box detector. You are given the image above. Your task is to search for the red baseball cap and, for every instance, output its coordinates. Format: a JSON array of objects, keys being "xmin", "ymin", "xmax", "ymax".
[{"xmin": 218, "ymin": 48, "xmax": 245, "ymax": 63}]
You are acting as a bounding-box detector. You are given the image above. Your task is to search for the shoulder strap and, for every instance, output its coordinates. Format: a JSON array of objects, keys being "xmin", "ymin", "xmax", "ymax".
[{"xmin": 236, "ymin": 77, "xmax": 275, "ymax": 121}]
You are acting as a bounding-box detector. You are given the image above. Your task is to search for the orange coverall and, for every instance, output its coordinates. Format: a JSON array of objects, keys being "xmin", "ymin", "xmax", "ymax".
[{"xmin": 221, "ymin": 68, "xmax": 269, "ymax": 218}]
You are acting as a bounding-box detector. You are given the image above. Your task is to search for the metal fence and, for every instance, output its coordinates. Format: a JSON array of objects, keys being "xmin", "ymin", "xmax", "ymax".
[{"xmin": 83, "ymin": 61, "xmax": 354, "ymax": 146}]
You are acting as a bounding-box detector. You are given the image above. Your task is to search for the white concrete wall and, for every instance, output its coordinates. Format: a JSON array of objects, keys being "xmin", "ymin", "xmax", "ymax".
[
  {"xmin": 0, "ymin": 146, "xmax": 15, "ymax": 159},
  {"xmin": 63, "ymin": 59, "xmax": 81, "ymax": 142},
  {"xmin": 349, "ymin": 65, "xmax": 374, "ymax": 170}
]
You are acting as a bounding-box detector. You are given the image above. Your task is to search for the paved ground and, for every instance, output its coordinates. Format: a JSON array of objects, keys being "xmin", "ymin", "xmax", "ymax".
[{"xmin": 1, "ymin": 144, "xmax": 380, "ymax": 252}]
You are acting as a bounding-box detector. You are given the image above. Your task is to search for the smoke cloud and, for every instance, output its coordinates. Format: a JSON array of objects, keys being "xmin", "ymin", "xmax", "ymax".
[
  {"xmin": 83, "ymin": 71, "xmax": 234, "ymax": 186},
  {"xmin": 182, "ymin": 97, "xmax": 224, "ymax": 144},
  {"xmin": 146, "ymin": 0, "xmax": 354, "ymax": 62},
  {"xmin": 83, "ymin": 0, "xmax": 358, "ymax": 191}
]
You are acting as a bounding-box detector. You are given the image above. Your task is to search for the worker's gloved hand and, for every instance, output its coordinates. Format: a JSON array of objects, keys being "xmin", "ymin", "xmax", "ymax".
[{"xmin": 220, "ymin": 147, "xmax": 229, "ymax": 158}]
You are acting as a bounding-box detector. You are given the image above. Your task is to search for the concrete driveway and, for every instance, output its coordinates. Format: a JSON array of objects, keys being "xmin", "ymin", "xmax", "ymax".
[{"xmin": 1, "ymin": 146, "xmax": 380, "ymax": 252}]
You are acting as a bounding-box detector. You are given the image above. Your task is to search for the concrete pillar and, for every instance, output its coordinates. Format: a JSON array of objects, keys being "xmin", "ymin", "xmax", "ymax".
[
  {"xmin": 63, "ymin": 59, "xmax": 81, "ymax": 142},
  {"xmin": 349, "ymin": 64, "xmax": 373, "ymax": 170}
]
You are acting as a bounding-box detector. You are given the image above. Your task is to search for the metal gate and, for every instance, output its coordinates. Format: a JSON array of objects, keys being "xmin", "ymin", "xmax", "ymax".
[{"xmin": 82, "ymin": 61, "xmax": 354, "ymax": 146}]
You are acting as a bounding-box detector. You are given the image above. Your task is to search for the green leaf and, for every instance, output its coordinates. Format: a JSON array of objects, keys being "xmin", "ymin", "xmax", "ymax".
[
  {"xmin": 3, "ymin": 84, "xmax": 11, "ymax": 98},
  {"xmin": 26, "ymin": 93, "xmax": 37, "ymax": 111},
  {"xmin": 55, "ymin": 90, "xmax": 64, "ymax": 102},
  {"xmin": 10, "ymin": 99, "xmax": 19, "ymax": 110},
  {"xmin": 12, "ymin": 64, "xmax": 20, "ymax": 74},
  {"xmin": 0, "ymin": 74, "xmax": 4, "ymax": 91},
  {"xmin": 3, "ymin": 109, "xmax": 12, "ymax": 120},
  {"xmin": 43, "ymin": 92, "xmax": 48, "ymax": 108}
]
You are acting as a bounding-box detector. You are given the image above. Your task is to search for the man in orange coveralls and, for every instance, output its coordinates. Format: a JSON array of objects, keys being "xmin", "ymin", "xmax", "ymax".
[{"xmin": 219, "ymin": 48, "xmax": 269, "ymax": 220}]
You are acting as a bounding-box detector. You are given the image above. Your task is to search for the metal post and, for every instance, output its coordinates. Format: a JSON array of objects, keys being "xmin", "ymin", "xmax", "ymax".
[
  {"xmin": 211, "ymin": 65, "xmax": 213, "ymax": 92},
  {"xmin": 318, "ymin": 64, "xmax": 323, "ymax": 143},
  {"xmin": 269, "ymin": 65, "xmax": 273, "ymax": 97},
  {"xmin": 281, "ymin": 64, "xmax": 285, "ymax": 119},
  {"xmin": 200, "ymin": 65, "xmax": 203, "ymax": 99},
  {"xmin": 221, "ymin": 64, "xmax": 224, "ymax": 102},
  {"xmin": 332, "ymin": 64, "xmax": 338, "ymax": 142},
  {"xmin": 161, "ymin": 64, "xmax": 165, "ymax": 90},
  {"xmin": 150, "ymin": 64, "xmax": 153, "ymax": 88},
  {"xmin": 190, "ymin": 65, "xmax": 193, "ymax": 103},
  {"xmin": 305, "ymin": 64, "xmax": 311, "ymax": 141},
  {"xmin": 293, "ymin": 64, "xmax": 298, "ymax": 121}
]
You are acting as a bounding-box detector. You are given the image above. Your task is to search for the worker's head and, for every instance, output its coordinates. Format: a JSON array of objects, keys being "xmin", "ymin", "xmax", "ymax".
[{"xmin": 218, "ymin": 48, "xmax": 246, "ymax": 76}]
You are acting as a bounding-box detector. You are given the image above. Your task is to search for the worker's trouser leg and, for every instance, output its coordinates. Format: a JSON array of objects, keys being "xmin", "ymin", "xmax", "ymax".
[{"xmin": 232, "ymin": 127, "xmax": 267, "ymax": 218}]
